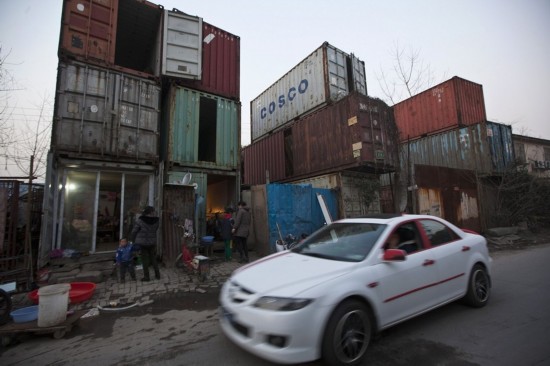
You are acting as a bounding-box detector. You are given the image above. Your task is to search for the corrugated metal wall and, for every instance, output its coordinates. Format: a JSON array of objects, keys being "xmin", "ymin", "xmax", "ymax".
[
  {"xmin": 394, "ymin": 76, "xmax": 487, "ymax": 141},
  {"xmin": 166, "ymin": 86, "xmax": 239, "ymax": 169}
]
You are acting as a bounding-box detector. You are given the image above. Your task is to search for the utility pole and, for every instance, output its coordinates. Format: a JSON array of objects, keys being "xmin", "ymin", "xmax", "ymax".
[{"xmin": 25, "ymin": 155, "xmax": 34, "ymax": 287}]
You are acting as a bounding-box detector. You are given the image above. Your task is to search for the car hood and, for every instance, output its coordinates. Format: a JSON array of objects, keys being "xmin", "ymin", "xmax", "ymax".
[{"xmin": 230, "ymin": 251, "xmax": 354, "ymax": 297}]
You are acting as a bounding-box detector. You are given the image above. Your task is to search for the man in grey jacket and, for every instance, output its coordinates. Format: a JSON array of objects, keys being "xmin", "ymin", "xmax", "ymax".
[
  {"xmin": 232, "ymin": 201, "xmax": 251, "ymax": 263},
  {"xmin": 130, "ymin": 206, "xmax": 160, "ymax": 281}
]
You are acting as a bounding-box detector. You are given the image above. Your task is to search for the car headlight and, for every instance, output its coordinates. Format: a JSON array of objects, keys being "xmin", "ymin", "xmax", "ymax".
[{"xmin": 253, "ymin": 296, "xmax": 313, "ymax": 311}]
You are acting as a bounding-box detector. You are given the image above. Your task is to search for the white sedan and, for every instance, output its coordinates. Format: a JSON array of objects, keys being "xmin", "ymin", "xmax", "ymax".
[{"xmin": 219, "ymin": 214, "xmax": 492, "ymax": 365}]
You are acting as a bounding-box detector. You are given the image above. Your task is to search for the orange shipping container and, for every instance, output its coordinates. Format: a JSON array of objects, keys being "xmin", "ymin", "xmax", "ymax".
[{"xmin": 393, "ymin": 76, "xmax": 487, "ymax": 142}]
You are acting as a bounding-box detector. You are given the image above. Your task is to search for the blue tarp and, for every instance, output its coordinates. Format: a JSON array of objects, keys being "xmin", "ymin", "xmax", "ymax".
[{"xmin": 266, "ymin": 183, "xmax": 337, "ymax": 253}]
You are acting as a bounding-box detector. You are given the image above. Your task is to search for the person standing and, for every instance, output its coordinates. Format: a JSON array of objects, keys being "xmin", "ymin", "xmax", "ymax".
[
  {"xmin": 220, "ymin": 208, "xmax": 234, "ymax": 261},
  {"xmin": 130, "ymin": 206, "xmax": 160, "ymax": 281},
  {"xmin": 232, "ymin": 201, "xmax": 251, "ymax": 263}
]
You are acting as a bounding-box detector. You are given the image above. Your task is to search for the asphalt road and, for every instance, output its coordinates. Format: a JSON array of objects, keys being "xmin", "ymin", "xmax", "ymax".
[{"xmin": 2, "ymin": 244, "xmax": 549, "ymax": 366}]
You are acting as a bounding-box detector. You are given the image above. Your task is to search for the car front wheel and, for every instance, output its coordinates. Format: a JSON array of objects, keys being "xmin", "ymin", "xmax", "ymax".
[
  {"xmin": 463, "ymin": 264, "xmax": 490, "ymax": 307},
  {"xmin": 322, "ymin": 300, "xmax": 372, "ymax": 366}
]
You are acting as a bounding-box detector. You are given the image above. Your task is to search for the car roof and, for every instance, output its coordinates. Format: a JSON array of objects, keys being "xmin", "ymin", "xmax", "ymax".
[{"xmin": 336, "ymin": 214, "xmax": 445, "ymax": 225}]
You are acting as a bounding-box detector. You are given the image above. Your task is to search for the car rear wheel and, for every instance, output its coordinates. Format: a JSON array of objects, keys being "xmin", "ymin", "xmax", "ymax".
[
  {"xmin": 463, "ymin": 264, "xmax": 490, "ymax": 307},
  {"xmin": 322, "ymin": 300, "xmax": 372, "ymax": 366}
]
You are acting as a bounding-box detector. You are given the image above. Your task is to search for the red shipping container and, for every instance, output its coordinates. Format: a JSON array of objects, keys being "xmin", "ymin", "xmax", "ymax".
[
  {"xmin": 176, "ymin": 21, "xmax": 240, "ymax": 100},
  {"xmin": 393, "ymin": 76, "xmax": 487, "ymax": 142},
  {"xmin": 242, "ymin": 131, "xmax": 286, "ymax": 186},
  {"xmin": 60, "ymin": 0, "xmax": 119, "ymax": 65}
]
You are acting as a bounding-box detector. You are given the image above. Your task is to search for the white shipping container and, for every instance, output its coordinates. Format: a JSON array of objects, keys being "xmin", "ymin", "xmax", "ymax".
[
  {"xmin": 251, "ymin": 42, "xmax": 367, "ymax": 142},
  {"xmin": 162, "ymin": 10, "xmax": 202, "ymax": 79}
]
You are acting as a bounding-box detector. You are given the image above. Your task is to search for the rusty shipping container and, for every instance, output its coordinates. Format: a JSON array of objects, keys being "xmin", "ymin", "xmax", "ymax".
[
  {"xmin": 393, "ymin": 76, "xmax": 487, "ymax": 141},
  {"xmin": 401, "ymin": 121, "xmax": 514, "ymax": 174},
  {"xmin": 242, "ymin": 130, "xmax": 286, "ymax": 186},
  {"xmin": 53, "ymin": 60, "xmax": 160, "ymax": 162},
  {"xmin": 174, "ymin": 21, "xmax": 240, "ymax": 100},
  {"xmin": 163, "ymin": 86, "xmax": 240, "ymax": 170},
  {"xmin": 251, "ymin": 42, "xmax": 367, "ymax": 142},
  {"xmin": 414, "ymin": 165, "xmax": 481, "ymax": 233},
  {"xmin": 59, "ymin": 0, "xmax": 203, "ymax": 80},
  {"xmin": 242, "ymin": 93, "xmax": 397, "ymax": 185},
  {"xmin": 60, "ymin": 0, "xmax": 119, "ymax": 66}
]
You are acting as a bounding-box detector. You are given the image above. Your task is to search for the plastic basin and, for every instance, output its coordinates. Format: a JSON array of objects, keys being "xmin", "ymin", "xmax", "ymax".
[
  {"xmin": 28, "ymin": 282, "xmax": 96, "ymax": 304},
  {"xmin": 11, "ymin": 305, "xmax": 39, "ymax": 323}
]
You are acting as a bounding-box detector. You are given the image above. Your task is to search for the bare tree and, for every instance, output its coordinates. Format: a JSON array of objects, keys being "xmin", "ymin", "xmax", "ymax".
[
  {"xmin": 376, "ymin": 41, "xmax": 440, "ymax": 105},
  {"xmin": 0, "ymin": 46, "xmax": 17, "ymax": 152},
  {"xmin": 9, "ymin": 93, "xmax": 53, "ymax": 179}
]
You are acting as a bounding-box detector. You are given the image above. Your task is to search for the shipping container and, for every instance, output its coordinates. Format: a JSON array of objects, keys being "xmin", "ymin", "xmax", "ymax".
[
  {"xmin": 60, "ymin": 0, "xmax": 119, "ymax": 66},
  {"xmin": 243, "ymin": 93, "xmax": 397, "ymax": 185},
  {"xmin": 174, "ymin": 21, "xmax": 240, "ymax": 100},
  {"xmin": 53, "ymin": 60, "xmax": 161, "ymax": 162},
  {"xmin": 251, "ymin": 42, "xmax": 367, "ymax": 142},
  {"xmin": 291, "ymin": 93, "xmax": 396, "ymax": 178},
  {"xmin": 242, "ymin": 130, "xmax": 286, "ymax": 186},
  {"xmin": 393, "ymin": 76, "xmax": 487, "ymax": 141},
  {"xmin": 291, "ymin": 171, "xmax": 382, "ymax": 218},
  {"xmin": 413, "ymin": 165, "xmax": 481, "ymax": 232},
  {"xmin": 163, "ymin": 86, "xmax": 240, "ymax": 170},
  {"xmin": 59, "ymin": 0, "xmax": 203, "ymax": 80},
  {"xmin": 401, "ymin": 121, "xmax": 514, "ymax": 174}
]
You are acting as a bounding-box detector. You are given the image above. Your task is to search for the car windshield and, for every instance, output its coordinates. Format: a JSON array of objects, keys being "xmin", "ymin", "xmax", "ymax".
[{"xmin": 292, "ymin": 222, "xmax": 386, "ymax": 262}]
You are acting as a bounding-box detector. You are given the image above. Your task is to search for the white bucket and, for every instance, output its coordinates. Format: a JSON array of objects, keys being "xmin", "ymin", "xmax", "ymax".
[{"xmin": 37, "ymin": 284, "xmax": 70, "ymax": 327}]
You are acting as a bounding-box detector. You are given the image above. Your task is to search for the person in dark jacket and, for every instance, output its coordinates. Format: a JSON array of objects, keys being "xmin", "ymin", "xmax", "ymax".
[
  {"xmin": 115, "ymin": 238, "xmax": 137, "ymax": 282},
  {"xmin": 220, "ymin": 208, "xmax": 234, "ymax": 261},
  {"xmin": 232, "ymin": 201, "xmax": 251, "ymax": 263},
  {"xmin": 130, "ymin": 206, "xmax": 160, "ymax": 281}
]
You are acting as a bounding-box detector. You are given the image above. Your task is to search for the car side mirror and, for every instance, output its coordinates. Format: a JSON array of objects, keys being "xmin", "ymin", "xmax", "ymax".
[{"xmin": 383, "ymin": 248, "xmax": 407, "ymax": 261}]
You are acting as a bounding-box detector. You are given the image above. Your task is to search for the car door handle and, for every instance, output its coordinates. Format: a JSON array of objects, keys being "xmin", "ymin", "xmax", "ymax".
[
  {"xmin": 462, "ymin": 246, "xmax": 471, "ymax": 252},
  {"xmin": 423, "ymin": 259, "xmax": 435, "ymax": 266}
]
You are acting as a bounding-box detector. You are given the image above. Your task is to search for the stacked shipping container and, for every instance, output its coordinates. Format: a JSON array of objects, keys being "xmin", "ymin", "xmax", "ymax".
[
  {"xmin": 42, "ymin": 0, "xmax": 241, "ymax": 262},
  {"xmin": 393, "ymin": 76, "xmax": 487, "ymax": 141},
  {"xmin": 243, "ymin": 93, "xmax": 397, "ymax": 186},
  {"xmin": 250, "ymin": 42, "xmax": 367, "ymax": 142}
]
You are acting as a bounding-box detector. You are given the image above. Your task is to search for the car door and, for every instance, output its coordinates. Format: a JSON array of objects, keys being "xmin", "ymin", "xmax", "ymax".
[
  {"xmin": 418, "ymin": 219, "xmax": 468, "ymax": 302},
  {"xmin": 376, "ymin": 223, "xmax": 441, "ymax": 327}
]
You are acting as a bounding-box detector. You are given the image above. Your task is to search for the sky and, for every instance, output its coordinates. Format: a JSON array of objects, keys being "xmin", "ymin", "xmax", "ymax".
[{"xmin": 1, "ymin": 0, "xmax": 549, "ymax": 177}]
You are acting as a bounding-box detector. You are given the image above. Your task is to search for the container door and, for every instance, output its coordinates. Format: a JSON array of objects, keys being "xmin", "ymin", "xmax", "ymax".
[
  {"xmin": 325, "ymin": 44, "xmax": 349, "ymax": 102},
  {"xmin": 162, "ymin": 10, "xmax": 202, "ymax": 79},
  {"xmin": 350, "ymin": 53, "xmax": 367, "ymax": 95}
]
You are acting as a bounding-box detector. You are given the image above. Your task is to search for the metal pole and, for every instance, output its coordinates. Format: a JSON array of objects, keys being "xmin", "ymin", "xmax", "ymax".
[{"xmin": 26, "ymin": 155, "xmax": 34, "ymax": 288}]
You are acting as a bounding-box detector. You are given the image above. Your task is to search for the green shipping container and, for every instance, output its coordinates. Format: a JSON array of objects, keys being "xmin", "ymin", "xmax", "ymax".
[{"xmin": 163, "ymin": 86, "xmax": 240, "ymax": 169}]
